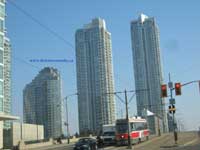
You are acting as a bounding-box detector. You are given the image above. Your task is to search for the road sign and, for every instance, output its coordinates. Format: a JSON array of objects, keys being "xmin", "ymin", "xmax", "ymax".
[
  {"xmin": 169, "ymin": 105, "xmax": 176, "ymax": 114},
  {"xmin": 169, "ymin": 98, "xmax": 175, "ymax": 105},
  {"xmin": 168, "ymin": 82, "xmax": 173, "ymax": 89}
]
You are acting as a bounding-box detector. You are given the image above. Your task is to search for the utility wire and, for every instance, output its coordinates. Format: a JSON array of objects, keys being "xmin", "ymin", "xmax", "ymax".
[
  {"xmin": 128, "ymin": 93, "xmax": 136, "ymax": 104},
  {"xmin": 7, "ymin": 0, "xmax": 75, "ymax": 51},
  {"xmin": 13, "ymin": 56, "xmax": 41, "ymax": 70}
]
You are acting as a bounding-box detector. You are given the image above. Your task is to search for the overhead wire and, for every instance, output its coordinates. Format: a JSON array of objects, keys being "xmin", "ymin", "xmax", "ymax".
[{"xmin": 7, "ymin": 0, "xmax": 75, "ymax": 51}]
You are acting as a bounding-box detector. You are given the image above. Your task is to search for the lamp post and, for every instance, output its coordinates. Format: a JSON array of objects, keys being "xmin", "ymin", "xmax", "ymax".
[{"xmin": 63, "ymin": 93, "xmax": 78, "ymax": 144}]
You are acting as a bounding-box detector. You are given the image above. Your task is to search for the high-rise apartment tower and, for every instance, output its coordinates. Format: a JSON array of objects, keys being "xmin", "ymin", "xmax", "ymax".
[
  {"xmin": 23, "ymin": 67, "xmax": 66, "ymax": 138},
  {"xmin": 75, "ymin": 18, "xmax": 115, "ymax": 135},
  {"xmin": 130, "ymin": 14, "xmax": 167, "ymax": 132}
]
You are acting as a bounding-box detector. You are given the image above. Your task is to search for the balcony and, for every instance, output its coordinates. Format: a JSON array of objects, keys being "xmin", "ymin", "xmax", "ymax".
[{"xmin": 0, "ymin": 0, "xmax": 5, "ymax": 3}]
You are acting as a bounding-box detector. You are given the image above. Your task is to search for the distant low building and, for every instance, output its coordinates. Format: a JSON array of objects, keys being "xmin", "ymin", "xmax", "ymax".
[
  {"xmin": 147, "ymin": 115, "xmax": 163, "ymax": 135},
  {"xmin": 0, "ymin": 113, "xmax": 19, "ymax": 149}
]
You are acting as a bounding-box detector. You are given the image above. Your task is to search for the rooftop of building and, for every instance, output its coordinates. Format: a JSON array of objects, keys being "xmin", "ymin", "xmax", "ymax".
[{"xmin": 83, "ymin": 18, "xmax": 106, "ymax": 29}]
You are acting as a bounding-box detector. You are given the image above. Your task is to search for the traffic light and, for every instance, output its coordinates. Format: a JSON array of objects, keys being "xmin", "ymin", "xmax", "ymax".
[
  {"xmin": 169, "ymin": 105, "xmax": 176, "ymax": 114},
  {"xmin": 175, "ymin": 83, "xmax": 182, "ymax": 96},
  {"xmin": 161, "ymin": 84, "xmax": 167, "ymax": 97}
]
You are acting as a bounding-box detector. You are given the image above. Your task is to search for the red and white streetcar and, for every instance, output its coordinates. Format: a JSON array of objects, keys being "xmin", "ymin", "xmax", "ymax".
[{"xmin": 115, "ymin": 117, "xmax": 149, "ymax": 145}]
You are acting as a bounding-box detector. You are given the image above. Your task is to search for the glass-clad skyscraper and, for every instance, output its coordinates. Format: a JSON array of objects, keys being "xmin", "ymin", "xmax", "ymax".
[
  {"xmin": 130, "ymin": 14, "xmax": 168, "ymax": 132},
  {"xmin": 23, "ymin": 67, "xmax": 66, "ymax": 138},
  {"xmin": 75, "ymin": 18, "xmax": 115, "ymax": 135}
]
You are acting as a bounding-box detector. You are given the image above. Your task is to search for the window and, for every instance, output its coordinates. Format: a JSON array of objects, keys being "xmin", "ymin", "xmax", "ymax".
[
  {"xmin": 0, "ymin": 19, "xmax": 3, "ymax": 31},
  {"xmin": 0, "ymin": 97, "xmax": 3, "ymax": 112},
  {"xmin": 0, "ymin": 81, "xmax": 3, "ymax": 95},
  {"xmin": 0, "ymin": 50, "xmax": 2, "ymax": 63},
  {"xmin": 116, "ymin": 122, "xmax": 128, "ymax": 133},
  {"xmin": 0, "ymin": 35, "xmax": 3, "ymax": 47},
  {"xmin": 0, "ymin": 5, "xmax": 5, "ymax": 18},
  {"xmin": 0, "ymin": 0, "xmax": 5, "ymax": 3},
  {"xmin": 134, "ymin": 122, "xmax": 148, "ymax": 130},
  {"xmin": 0, "ymin": 65, "xmax": 2, "ymax": 79}
]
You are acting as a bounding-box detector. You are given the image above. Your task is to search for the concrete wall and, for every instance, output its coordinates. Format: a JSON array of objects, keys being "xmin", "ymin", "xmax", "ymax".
[
  {"xmin": 11, "ymin": 122, "xmax": 44, "ymax": 147},
  {"xmin": 21, "ymin": 123, "xmax": 44, "ymax": 140},
  {"xmin": 19, "ymin": 137, "xmax": 79, "ymax": 150},
  {"xmin": 12, "ymin": 122, "xmax": 21, "ymax": 146}
]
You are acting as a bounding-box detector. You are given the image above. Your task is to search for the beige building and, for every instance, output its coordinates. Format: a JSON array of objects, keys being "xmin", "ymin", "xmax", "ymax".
[
  {"xmin": 11, "ymin": 122, "xmax": 44, "ymax": 147},
  {"xmin": 0, "ymin": 113, "xmax": 19, "ymax": 149}
]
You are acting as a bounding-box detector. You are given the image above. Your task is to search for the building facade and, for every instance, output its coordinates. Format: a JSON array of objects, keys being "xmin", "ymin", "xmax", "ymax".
[
  {"xmin": 3, "ymin": 37, "xmax": 11, "ymax": 129},
  {"xmin": 75, "ymin": 18, "xmax": 115, "ymax": 135},
  {"xmin": 0, "ymin": 0, "xmax": 12, "ymax": 129},
  {"xmin": 130, "ymin": 14, "xmax": 168, "ymax": 132},
  {"xmin": 23, "ymin": 67, "xmax": 65, "ymax": 138},
  {"xmin": 0, "ymin": 0, "xmax": 5, "ymax": 114}
]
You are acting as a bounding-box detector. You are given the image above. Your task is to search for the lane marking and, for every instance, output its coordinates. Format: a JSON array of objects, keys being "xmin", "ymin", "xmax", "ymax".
[{"xmin": 183, "ymin": 139, "xmax": 198, "ymax": 146}]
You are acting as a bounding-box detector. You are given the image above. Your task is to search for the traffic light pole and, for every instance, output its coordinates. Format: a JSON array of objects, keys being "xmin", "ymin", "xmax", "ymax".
[{"xmin": 168, "ymin": 73, "xmax": 178, "ymax": 145}]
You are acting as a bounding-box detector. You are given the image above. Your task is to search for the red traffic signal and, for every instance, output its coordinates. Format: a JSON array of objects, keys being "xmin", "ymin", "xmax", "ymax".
[
  {"xmin": 161, "ymin": 84, "xmax": 167, "ymax": 98},
  {"xmin": 175, "ymin": 83, "xmax": 181, "ymax": 95}
]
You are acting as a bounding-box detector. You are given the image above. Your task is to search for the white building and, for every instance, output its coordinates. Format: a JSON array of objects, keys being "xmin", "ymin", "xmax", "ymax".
[
  {"xmin": 130, "ymin": 14, "xmax": 168, "ymax": 132},
  {"xmin": 75, "ymin": 18, "xmax": 115, "ymax": 135}
]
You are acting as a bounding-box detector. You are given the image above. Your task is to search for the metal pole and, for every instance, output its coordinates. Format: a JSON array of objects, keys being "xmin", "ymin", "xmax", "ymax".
[
  {"xmin": 169, "ymin": 73, "xmax": 177, "ymax": 144},
  {"xmin": 37, "ymin": 125, "xmax": 38, "ymax": 140},
  {"xmin": 65, "ymin": 97, "xmax": 70, "ymax": 144},
  {"xmin": 125, "ymin": 90, "xmax": 132, "ymax": 149}
]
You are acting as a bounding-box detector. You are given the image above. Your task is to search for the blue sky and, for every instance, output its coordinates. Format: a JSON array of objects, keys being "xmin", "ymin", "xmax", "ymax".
[{"xmin": 6, "ymin": 0, "xmax": 200, "ymax": 134}]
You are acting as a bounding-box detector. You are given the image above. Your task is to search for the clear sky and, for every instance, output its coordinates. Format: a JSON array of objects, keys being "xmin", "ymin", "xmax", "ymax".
[{"xmin": 6, "ymin": 0, "xmax": 200, "ymax": 134}]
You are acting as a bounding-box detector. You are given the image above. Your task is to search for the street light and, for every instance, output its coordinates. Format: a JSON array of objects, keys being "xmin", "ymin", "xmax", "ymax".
[{"xmin": 63, "ymin": 93, "xmax": 78, "ymax": 144}]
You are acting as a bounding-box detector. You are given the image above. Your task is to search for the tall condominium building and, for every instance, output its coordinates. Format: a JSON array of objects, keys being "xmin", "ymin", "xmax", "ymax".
[
  {"xmin": 130, "ymin": 14, "xmax": 167, "ymax": 132},
  {"xmin": 0, "ymin": 0, "xmax": 5, "ymax": 113},
  {"xmin": 23, "ymin": 67, "xmax": 66, "ymax": 138},
  {"xmin": 75, "ymin": 18, "xmax": 115, "ymax": 135},
  {"xmin": 3, "ymin": 37, "xmax": 11, "ymax": 129},
  {"xmin": 0, "ymin": 0, "xmax": 12, "ymax": 129}
]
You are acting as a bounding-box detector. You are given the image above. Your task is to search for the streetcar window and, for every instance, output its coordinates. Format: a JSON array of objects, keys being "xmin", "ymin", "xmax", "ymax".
[
  {"xmin": 134, "ymin": 122, "xmax": 148, "ymax": 130},
  {"xmin": 116, "ymin": 123, "xmax": 128, "ymax": 133},
  {"xmin": 130, "ymin": 122, "xmax": 136, "ymax": 131}
]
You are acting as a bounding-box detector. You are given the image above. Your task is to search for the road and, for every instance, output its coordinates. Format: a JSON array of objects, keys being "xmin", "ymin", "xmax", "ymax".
[{"xmin": 29, "ymin": 131, "xmax": 200, "ymax": 150}]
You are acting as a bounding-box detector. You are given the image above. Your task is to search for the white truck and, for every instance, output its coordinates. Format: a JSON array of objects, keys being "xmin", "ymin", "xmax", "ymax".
[{"xmin": 102, "ymin": 124, "xmax": 116, "ymax": 145}]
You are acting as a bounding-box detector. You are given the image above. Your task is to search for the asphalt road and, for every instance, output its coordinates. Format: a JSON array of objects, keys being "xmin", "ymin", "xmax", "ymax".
[{"xmin": 30, "ymin": 132, "xmax": 200, "ymax": 150}]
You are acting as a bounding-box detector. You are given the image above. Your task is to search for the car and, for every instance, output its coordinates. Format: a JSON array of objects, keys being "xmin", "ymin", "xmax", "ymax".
[{"xmin": 74, "ymin": 137, "xmax": 98, "ymax": 150}]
